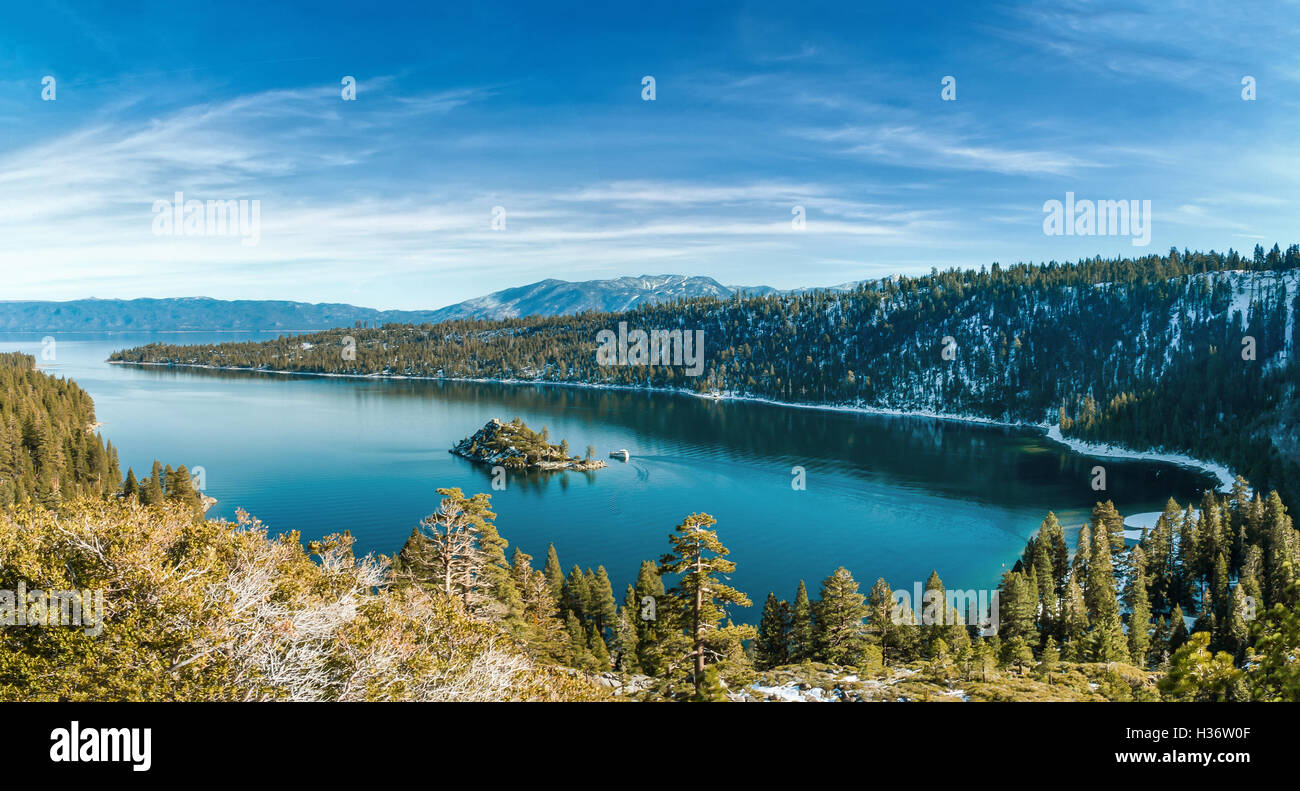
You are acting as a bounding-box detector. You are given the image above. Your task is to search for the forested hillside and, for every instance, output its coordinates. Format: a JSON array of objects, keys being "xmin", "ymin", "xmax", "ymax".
[
  {"xmin": 4, "ymin": 348, "xmax": 1300, "ymax": 700},
  {"xmin": 393, "ymin": 480, "xmax": 1300, "ymax": 701},
  {"xmin": 0, "ymin": 353, "xmax": 120, "ymax": 506},
  {"xmin": 113, "ymin": 246, "xmax": 1300, "ymax": 505},
  {"xmin": 0, "ymin": 356, "xmax": 604, "ymax": 702}
]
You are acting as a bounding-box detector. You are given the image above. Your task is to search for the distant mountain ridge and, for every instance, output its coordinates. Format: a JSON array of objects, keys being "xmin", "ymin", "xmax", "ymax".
[
  {"xmin": 423, "ymin": 274, "xmax": 772, "ymax": 322},
  {"xmin": 0, "ymin": 297, "xmax": 444, "ymax": 332},
  {"xmin": 2, "ymin": 275, "xmax": 850, "ymax": 331}
]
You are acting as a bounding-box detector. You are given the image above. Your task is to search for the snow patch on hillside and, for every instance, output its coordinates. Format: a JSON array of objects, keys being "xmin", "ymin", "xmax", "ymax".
[{"xmin": 1044, "ymin": 425, "xmax": 1235, "ymax": 491}]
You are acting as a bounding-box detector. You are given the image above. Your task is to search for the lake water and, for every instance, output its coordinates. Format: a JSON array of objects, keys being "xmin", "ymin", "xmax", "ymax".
[{"xmin": 0, "ymin": 332, "xmax": 1216, "ymax": 621}]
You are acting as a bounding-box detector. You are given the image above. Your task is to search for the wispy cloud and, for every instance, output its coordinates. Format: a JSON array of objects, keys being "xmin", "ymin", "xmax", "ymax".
[{"xmin": 1, "ymin": 0, "xmax": 1297, "ymax": 307}]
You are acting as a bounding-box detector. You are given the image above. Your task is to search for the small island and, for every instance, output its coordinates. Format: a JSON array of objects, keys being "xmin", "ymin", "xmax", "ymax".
[{"xmin": 451, "ymin": 418, "xmax": 607, "ymax": 471}]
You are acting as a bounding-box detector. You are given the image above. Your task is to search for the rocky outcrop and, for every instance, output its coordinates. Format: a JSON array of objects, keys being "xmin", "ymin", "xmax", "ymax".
[{"xmin": 450, "ymin": 418, "xmax": 607, "ymax": 471}]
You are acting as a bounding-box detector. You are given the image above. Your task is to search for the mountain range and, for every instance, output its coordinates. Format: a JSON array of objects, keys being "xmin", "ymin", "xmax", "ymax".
[
  {"xmin": 0, "ymin": 297, "xmax": 441, "ymax": 332},
  {"xmin": 0, "ymin": 275, "xmax": 824, "ymax": 331},
  {"xmin": 422, "ymin": 275, "xmax": 765, "ymax": 322}
]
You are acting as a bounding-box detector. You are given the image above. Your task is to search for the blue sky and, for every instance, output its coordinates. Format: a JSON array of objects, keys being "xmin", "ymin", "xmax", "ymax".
[{"xmin": 2, "ymin": 0, "xmax": 1298, "ymax": 309}]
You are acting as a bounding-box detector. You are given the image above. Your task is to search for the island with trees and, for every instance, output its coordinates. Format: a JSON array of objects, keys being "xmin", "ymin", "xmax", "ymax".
[
  {"xmin": 451, "ymin": 417, "xmax": 606, "ymax": 471},
  {"xmin": 110, "ymin": 246, "xmax": 1300, "ymax": 510},
  {"xmin": 4, "ymin": 350, "xmax": 1300, "ymax": 701}
]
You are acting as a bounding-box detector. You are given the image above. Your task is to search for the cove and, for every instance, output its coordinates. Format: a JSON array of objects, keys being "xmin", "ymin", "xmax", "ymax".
[{"xmin": 0, "ymin": 332, "xmax": 1216, "ymax": 623}]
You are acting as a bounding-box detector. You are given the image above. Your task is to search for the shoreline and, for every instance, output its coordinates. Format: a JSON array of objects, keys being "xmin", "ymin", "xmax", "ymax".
[
  {"xmin": 1041, "ymin": 425, "xmax": 1236, "ymax": 493},
  {"xmin": 110, "ymin": 359, "xmax": 1238, "ymax": 491}
]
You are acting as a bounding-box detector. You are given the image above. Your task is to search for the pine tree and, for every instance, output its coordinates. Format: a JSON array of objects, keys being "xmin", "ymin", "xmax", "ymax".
[
  {"xmin": 1144, "ymin": 498, "xmax": 1181, "ymax": 612},
  {"xmin": 395, "ymin": 488, "xmax": 506, "ymax": 618},
  {"xmin": 1244, "ymin": 585, "xmax": 1300, "ymax": 700},
  {"xmin": 1159, "ymin": 632, "xmax": 1244, "ymax": 701},
  {"xmin": 946, "ymin": 605, "xmax": 971, "ymax": 660},
  {"xmin": 866, "ymin": 577, "xmax": 896, "ymax": 664},
  {"xmin": 972, "ymin": 638, "xmax": 995, "ymax": 682},
  {"xmin": 657, "ymin": 513, "xmax": 754, "ymax": 698},
  {"xmin": 565, "ymin": 611, "xmax": 595, "ymax": 670},
  {"xmin": 1176, "ymin": 505, "xmax": 1199, "ymax": 608},
  {"xmin": 562, "ymin": 565, "xmax": 590, "ymax": 624},
  {"xmin": 790, "ymin": 580, "xmax": 815, "ymax": 662},
  {"xmin": 998, "ymin": 569, "xmax": 1036, "ymax": 646},
  {"xmin": 589, "ymin": 629, "xmax": 611, "ymax": 669},
  {"xmin": 1169, "ymin": 603, "xmax": 1189, "ymax": 652},
  {"xmin": 122, "ymin": 467, "xmax": 138, "ymax": 499},
  {"xmin": 1061, "ymin": 577, "xmax": 1088, "ymax": 659},
  {"xmin": 1150, "ymin": 615, "xmax": 1170, "ymax": 668},
  {"xmin": 920, "ymin": 570, "xmax": 946, "ymax": 654},
  {"xmin": 1211, "ymin": 552, "xmax": 1230, "ymax": 620},
  {"xmin": 927, "ymin": 637, "xmax": 950, "ymax": 681},
  {"xmin": 543, "ymin": 543, "xmax": 564, "ymax": 600},
  {"xmin": 590, "ymin": 565, "xmax": 618, "ymax": 637},
  {"xmin": 1216, "ymin": 585, "xmax": 1250, "ymax": 662},
  {"xmin": 1091, "ymin": 500, "xmax": 1125, "ymax": 558},
  {"xmin": 613, "ymin": 606, "xmax": 641, "ymax": 673},
  {"xmin": 1031, "ymin": 536, "xmax": 1058, "ymax": 640},
  {"xmin": 622, "ymin": 583, "xmax": 638, "ymax": 626},
  {"xmin": 754, "ymin": 592, "xmax": 791, "ymax": 669},
  {"xmin": 814, "ymin": 567, "xmax": 869, "ymax": 666},
  {"xmin": 1072, "ymin": 522, "xmax": 1092, "ymax": 583},
  {"xmin": 1038, "ymin": 636, "xmax": 1060, "ymax": 681},
  {"xmin": 509, "ymin": 547, "xmax": 567, "ymax": 662},
  {"xmin": 166, "ymin": 464, "xmax": 195, "ymax": 503},
  {"xmin": 1263, "ymin": 492, "xmax": 1296, "ymax": 607},
  {"xmin": 1003, "ymin": 635, "xmax": 1035, "ymax": 673},
  {"xmin": 1085, "ymin": 524, "xmax": 1127, "ymax": 662},
  {"xmin": 1126, "ymin": 544, "xmax": 1152, "ymax": 666},
  {"xmin": 146, "ymin": 460, "xmax": 164, "ymax": 505},
  {"xmin": 1041, "ymin": 512, "xmax": 1069, "ymax": 597},
  {"xmin": 887, "ymin": 592, "xmax": 923, "ymax": 663},
  {"xmin": 632, "ymin": 560, "xmax": 668, "ymax": 673}
]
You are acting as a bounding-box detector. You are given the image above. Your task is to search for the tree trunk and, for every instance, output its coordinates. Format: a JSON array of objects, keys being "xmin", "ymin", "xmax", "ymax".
[{"xmin": 693, "ymin": 542, "xmax": 704, "ymax": 696}]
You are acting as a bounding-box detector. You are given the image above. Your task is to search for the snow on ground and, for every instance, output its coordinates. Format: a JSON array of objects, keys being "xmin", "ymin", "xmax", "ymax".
[
  {"xmin": 1123, "ymin": 512, "xmax": 1162, "ymax": 531},
  {"xmin": 748, "ymin": 683, "xmax": 838, "ymax": 702},
  {"xmin": 121, "ymin": 360, "xmax": 1247, "ymax": 495},
  {"xmin": 1122, "ymin": 509, "xmax": 1201, "ymax": 540},
  {"xmin": 1044, "ymin": 425, "xmax": 1235, "ymax": 492},
  {"xmin": 749, "ymin": 684, "xmax": 810, "ymax": 702}
]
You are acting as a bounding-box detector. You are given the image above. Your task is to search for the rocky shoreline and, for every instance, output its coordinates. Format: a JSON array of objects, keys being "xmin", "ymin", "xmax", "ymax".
[{"xmin": 450, "ymin": 418, "xmax": 607, "ymax": 471}]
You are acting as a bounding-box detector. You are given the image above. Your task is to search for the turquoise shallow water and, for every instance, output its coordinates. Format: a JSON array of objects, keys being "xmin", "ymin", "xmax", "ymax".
[{"xmin": 0, "ymin": 332, "xmax": 1215, "ymax": 622}]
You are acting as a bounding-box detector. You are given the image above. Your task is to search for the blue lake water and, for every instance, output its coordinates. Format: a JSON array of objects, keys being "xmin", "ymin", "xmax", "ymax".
[{"xmin": 0, "ymin": 331, "xmax": 1216, "ymax": 621}]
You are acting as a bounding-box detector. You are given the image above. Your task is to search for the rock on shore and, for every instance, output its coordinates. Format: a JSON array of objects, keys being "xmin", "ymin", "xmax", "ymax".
[{"xmin": 450, "ymin": 418, "xmax": 607, "ymax": 471}]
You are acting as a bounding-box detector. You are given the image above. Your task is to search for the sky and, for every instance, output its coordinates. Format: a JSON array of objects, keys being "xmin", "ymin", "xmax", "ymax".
[{"xmin": 2, "ymin": 0, "xmax": 1298, "ymax": 310}]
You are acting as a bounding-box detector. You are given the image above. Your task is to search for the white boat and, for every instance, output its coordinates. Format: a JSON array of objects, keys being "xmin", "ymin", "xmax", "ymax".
[{"xmin": 609, "ymin": 449, "xmax": 630, "ymax": 461}]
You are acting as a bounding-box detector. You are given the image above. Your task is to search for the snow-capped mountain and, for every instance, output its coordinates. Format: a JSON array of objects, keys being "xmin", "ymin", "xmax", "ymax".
[
  {"xmin": 0, "ymin": 275, "xmax": 861, "ymax": 331},
  {"xmin": 423, "ymin": 274, "xmax": 878, "ymax": 321},
  {"xmin": 424, "ymin": 275, "xmax": 754, "ymax": 322}
]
